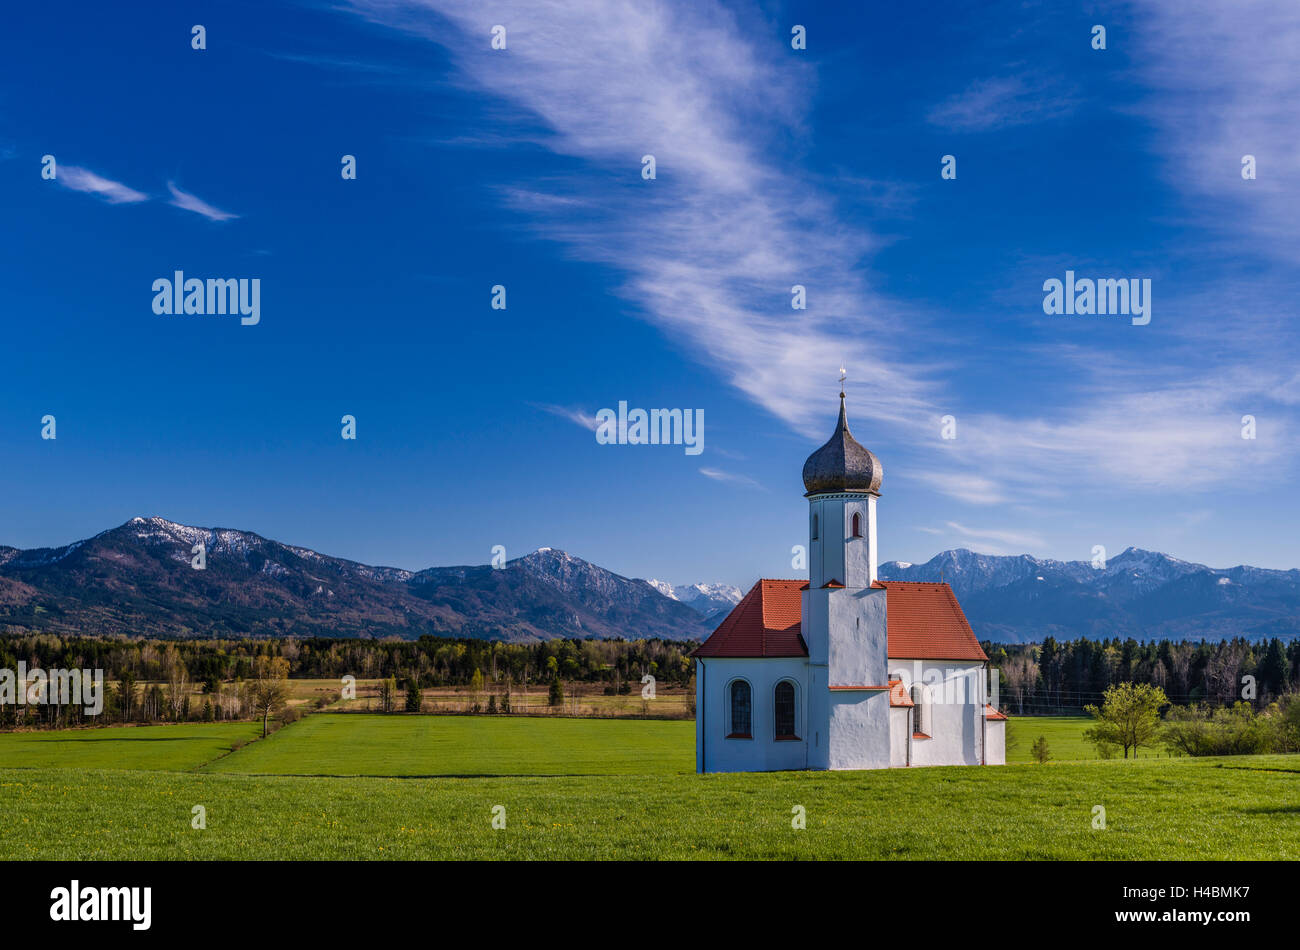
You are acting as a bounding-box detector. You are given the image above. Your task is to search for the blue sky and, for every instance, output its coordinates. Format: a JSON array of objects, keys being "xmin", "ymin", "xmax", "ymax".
[{"xmin": 2, "ymin": 0, "xmax": 1299, "ymax": 588}]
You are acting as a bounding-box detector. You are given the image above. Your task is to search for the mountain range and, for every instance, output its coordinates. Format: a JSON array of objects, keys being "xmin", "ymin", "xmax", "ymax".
[
  {"xmin": 878, "ymin": 548, "xmax": 1300, "ymax": 643},
  {"xmin": 0, "ymin": 518, "xmax": 711, "ymax": 642},
  {"xmin": 0, "ymin": 518, "xmax": 1296, "ymax": 643}
]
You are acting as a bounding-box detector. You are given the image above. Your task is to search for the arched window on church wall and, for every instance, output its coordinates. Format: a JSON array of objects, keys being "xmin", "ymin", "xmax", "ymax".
[
  {"xmin": 728, "ymin": 680, "xmax": 752, "ymax": 739},
  {"xmin": 774, "ymin": 680, "xmax": 797, "ymax": 740}
]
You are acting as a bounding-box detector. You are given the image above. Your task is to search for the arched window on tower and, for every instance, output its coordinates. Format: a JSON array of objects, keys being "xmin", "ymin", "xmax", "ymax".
[
  {"xmin": 774, "ymin": 681, "xmax": 798, "ymax": 740},
  {"xmin": 728, "ymin": 680, "xmax": 752, "ymax": 739},
  {"xmin": 851, "ymin": 512, "xmax": 862, "ymax": 538},
  {"xmin": 811, "ymin": 513, "xmax": 819, "ymax": 541}
]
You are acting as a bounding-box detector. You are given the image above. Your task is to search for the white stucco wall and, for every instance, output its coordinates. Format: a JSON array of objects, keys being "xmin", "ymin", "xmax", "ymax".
[
  {"xmin": 889, "ymin": 705, "xmax": 910, "ymax": 767},
  {"xmin": 888, "ymin": 659, "xmax": 986, "ymax": 767},
  {"xmin": 809, "ymin": 493, "xmax": 878, "ymax": 589},
  {"xmin": 695, "ymin": 655, "xmax": 993, "ymax": 771},
  {"xmin": 806, "ymin": 661, "xmax": 829, "ymax": 770},
  {"xmin": 985, "ymin": 719, "xmax": 1006, "ymax": 765},
  {"xmin": 827, "ymin": 689, "xmax": 892, "ymax": 769},
  {"xmin": 696, "ymin": 657, "xmax": 810, "ymax": 773},
  {"xmin": 827, "ymin": 586, "xmax": 888, "ymax": 687}
]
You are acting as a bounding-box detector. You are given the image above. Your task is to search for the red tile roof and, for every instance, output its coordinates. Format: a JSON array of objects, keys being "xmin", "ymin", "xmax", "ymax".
[
  {"xmin": 889, "ymin": 681, "xmax": 913, "ymax": 707},
  {"xmin": 984, "ymin": 704, "xmax": 1007, "ymax": 721},
  {"xmin": 881, "ymin": 582, "xmax": 988, "ymax": 661},
  {"xmin": 690, "ymin": 579, "xmax": 808, "ymax": 658},
  {"xmin": 692, "ymin": 579, "xmax": 988, "ymax": 662}
]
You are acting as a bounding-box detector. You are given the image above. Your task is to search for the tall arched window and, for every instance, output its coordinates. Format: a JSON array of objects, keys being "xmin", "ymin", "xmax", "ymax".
[
  {"xmin": 728, "ymin": 680, "xmax": 752, "ymax": 738},
  {"xmin": 774, "ymin": 681, "xmax": 797, "ymax": 739},
  {"xmin": 851, "ymin": 512, "xmax": 862, "ymax": 538},
  {"xmin": 811, "ymin": 513, "xmax": 819, "ymax": 541}
]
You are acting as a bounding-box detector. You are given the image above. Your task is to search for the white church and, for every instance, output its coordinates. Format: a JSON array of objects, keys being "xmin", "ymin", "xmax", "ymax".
[{"xmin": 693, "ymin": 392, "xmax": 1006, "ymax": 772}]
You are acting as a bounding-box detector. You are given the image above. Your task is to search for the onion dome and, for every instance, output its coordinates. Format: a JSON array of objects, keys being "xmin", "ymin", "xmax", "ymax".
[{"xmin": 802, "ymin": 393, "xmax": 882, "ymax": 495}]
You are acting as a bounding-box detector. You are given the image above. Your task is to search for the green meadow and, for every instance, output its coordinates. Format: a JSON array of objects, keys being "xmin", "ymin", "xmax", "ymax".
[
  {"xmin": 0, "ymin": 722, "xmax": 260, "ymax": 771},
  {"xmin": 1008, "ymin": 715, "xmax": 1101, "ymax": 762},
  {"xmin": 1005, "ymin": 715, "xmax": 1177, "ymax": 762},
  {"xmin": 0, "ymin": 714, "xmax": 1295, "ymax": 860},
  {"xmin": 202, "ymin": 714, "xmax": 693, "ymax": 777}
]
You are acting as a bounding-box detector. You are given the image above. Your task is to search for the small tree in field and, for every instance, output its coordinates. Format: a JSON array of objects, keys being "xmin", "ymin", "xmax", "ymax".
[
  {"xmin": 248, "ymin": 656, "xmax": 291, "ymax": 738},
  {"xmin": 549, "ymin": 679, "xmax": 564, "ymax": 707},
  {"xmin": 405, "ymin": 679, "xmax": 422, "ymax": 713},
  {"xmin": 1031, "ymin": 736, "xmax": 1051, "ymax": 763},
  {"xmin": 1085, "ymin": 682, "xmax": 1168, "ymax": 758},
  {"xmin": 378, "ymin": 676, "xmax": 397, "ymax": 713}
]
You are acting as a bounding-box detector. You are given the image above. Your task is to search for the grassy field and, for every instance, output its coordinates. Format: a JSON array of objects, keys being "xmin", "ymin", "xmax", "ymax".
[
  {"xmin": 1007, "ymin": 715, "xmax": 1098, "ymax": 762},
  {"xmin": 202, "ymin": 714, "xmax": 693, "ymax": 777},
  {"xmin": 1006, "ymin": 715, "xmax": 1174, "ymax": 762},
  {"xmin": 0, "ymin": 722, "xmax": 260, "ymax": 771},
  {"xmin": 0, "ymin": 714, "xmax": 1295, "ymax": 860}
]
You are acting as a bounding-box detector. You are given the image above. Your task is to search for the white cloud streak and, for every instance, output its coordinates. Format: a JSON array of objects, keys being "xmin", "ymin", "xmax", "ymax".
[
  {"xmin": 699, "ymin": 467, "xmax": 764, "ymax": 489},
  {"xmin": 167, "ymin": 182, "xmax": 238, "ymax": 221},
  {"xmin": 341, "ymin": 0, "xmax": 1300, "ymax": 504},
  {"xmin": 1130, "ymin": 0, "xmax": 1300, "ymax": 258},
  {"xmin": 343, "ymin": 0, "xmax": 934, "ymax": 439},
  {"xmin": 57, "ymin": 166, "xmax": 147, "ymax": 204},
  {"xmin": 927, "ymin": 75, "xmax": 1075, "ymax": 131},
  {"xmin": 535, "ymin": 403, "xmax": 600, "ymax": 432}
]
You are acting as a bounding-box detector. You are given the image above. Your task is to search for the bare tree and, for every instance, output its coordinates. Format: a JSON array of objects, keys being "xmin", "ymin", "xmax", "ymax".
[
  {"xmin": 163, "ymin": 646, "xmax": 188, "ymax": 720},
  {"xmin": 1167, "ymin": 644, "xmax": 1193, "ymax": 701},
  {"xmin": 247, "ymin": 656, "xmax": 291, "ymax": 737},
  {"xmin": 1003, "ymin": 655, "xmax": 1039, "ymax": 715},
  {"xmin": 1204, "ymin": 643, "xmax": 1246, "ymax": 706}
]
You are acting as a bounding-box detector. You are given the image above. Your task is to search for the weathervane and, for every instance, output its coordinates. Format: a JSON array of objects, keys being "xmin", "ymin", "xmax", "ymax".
[{"xmin": 839, "ymin": 365, "xmax": 846, "ymax": 398}]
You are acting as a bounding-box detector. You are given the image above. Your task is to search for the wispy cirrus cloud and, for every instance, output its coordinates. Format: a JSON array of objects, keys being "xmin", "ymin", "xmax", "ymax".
[
  {"xmin": 1129, "ymin": 0, "xmax": 1300, "ymax": 258},
  {"xmin": 167, "ymin": 182, "xmax": 238, "ymax": 221},
  {"xmin": 916, "ymin": 360, "xmax": 1295, "ymax": 504},
  {"xmin": 340, "ymin": 0, "xmax": 935, "ymax": 439},
  {"xmin": 927, "ymin": 75, "xmax": 1076, "ymax": 131},
  {"xmin": 338, "ymin": 0, "xmax": 1300, "ymax": 507},
  {"xmin": 535, "ymin": 403, "xmax": 600, "ymax": 432},
  {"xmin": 57, "ymin": 165, "xmax": 147, "ymax": 204},
  {"xmin": 914, "ymin": 520, "xmax": 1046, "ymax": 555},
  {"xmin": 943, "ymin": 521, "xmax": 1045, "ymax": 549},
  {"xmin": 699, "ymin": 467, "xmax": 764, "ymax": 490}
]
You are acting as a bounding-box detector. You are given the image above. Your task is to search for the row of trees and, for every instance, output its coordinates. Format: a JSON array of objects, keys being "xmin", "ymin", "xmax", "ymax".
[
  {"xmin": 0, "ymin": 633, "xmax": 694, "ymax": 693},
  {"xmin": 0, "ymin": 655, "xmax": 293, "ymax": 734},
  {"xmin": 0, "ymin": 632, "xmax": 689, "ymax": 730},
  {"xmin": 14, "ymin": 630, "xmax": 1290, "ymax": 713},
  {"xmin": 989, "ymin": 636, "xmax": 1300, "ymax": 714}
]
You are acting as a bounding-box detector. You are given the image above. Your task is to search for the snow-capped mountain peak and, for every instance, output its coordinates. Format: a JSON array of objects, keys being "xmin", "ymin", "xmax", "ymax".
[{"xmin": 642, "ymin": 580, "xmax": 743, "ymax": 617}]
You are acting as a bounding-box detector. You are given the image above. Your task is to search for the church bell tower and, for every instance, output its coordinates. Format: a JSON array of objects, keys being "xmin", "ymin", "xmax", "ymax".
[
  {"xmin": 800, "ymin": 383, "xmax": 890, "ymax": 770},
  {"xmin": 802, "ymin": 386, "xmax": 882, "ymax": 590}
]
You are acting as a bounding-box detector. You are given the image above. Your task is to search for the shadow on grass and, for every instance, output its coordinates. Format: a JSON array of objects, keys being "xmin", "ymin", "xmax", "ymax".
[
  {"xmin": 1238, "ymin": 804, "xmax": 1300, "ymax": 815},
  {"xmin": 212, "ymin": 771, "xmax": 689, "ymax": 779},
  {"xmin": 21, "ymin": 736, "xmax": 218, "ymax": 744}
]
